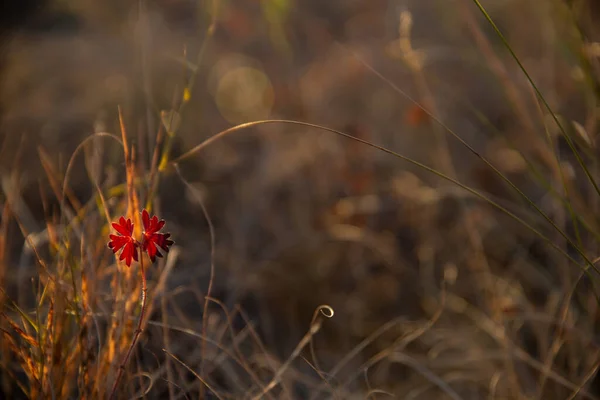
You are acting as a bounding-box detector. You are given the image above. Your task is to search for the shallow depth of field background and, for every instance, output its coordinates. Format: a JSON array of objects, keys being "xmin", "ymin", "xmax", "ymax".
[{"xmin": 2, "ymin": 0, "xmax": 600, "ymax": 399}]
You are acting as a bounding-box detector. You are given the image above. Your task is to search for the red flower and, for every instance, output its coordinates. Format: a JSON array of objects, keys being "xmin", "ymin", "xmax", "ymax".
[
  {"xmin": 108, "ymin": 216, "xmax": 139, "ymax": 267},
  {"xmin": 141, "ymin": 209, "xmax": 174, "ymax": 263}
]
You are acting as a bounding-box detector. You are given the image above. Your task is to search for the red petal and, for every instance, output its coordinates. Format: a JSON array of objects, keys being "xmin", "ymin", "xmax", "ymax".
[
  {"xmin": 150, "ymin": 216, "xmax": 159, "ymax": 232},
  {"xmin": 119, "ymin": 242, "xmax": 138, "ymax": 267},
  {"xmin": 155, "ymin": 233, "xmax": 173, "ymax": 252},
  {"xmin": 145, "ymin": 240, "xmax": 158, "ymax": 262},
  {"xmin": 112, "ymin": 217, "xmax": 134, "ymax": 236},
  {"xmin": 142, "ymin": 209, "xmax": 150, "ymax": 232},
  {"xmin": 108, "ymin": 235, "xmax": 128, "ymax": 252},
  {"xmin": 140, "ymin": 211, "xmax": 173, "ymax": 263},
  {"xmin": 126, "ymin": 219, "xmax": 133, "ymax": 234},
  {"xmin": 132, "ymin": 243, "xmax": 139, "ymax": 263},
  {"xmin": 112, "ymin": 222, "xmax": 129, "ymax": 236},
  {"xmin": 125, "ymin": 246, "xmax": 132, "ymax": 267}
]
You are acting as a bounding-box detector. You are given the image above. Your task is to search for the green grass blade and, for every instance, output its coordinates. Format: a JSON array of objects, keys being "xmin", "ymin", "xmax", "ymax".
[{"xmin": 471, "ymin": 0, "xmax": 600, "ymax": 199}]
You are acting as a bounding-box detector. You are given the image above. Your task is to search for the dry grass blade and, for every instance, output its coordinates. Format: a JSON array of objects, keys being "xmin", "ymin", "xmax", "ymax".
[
  {"xmin": 324, "ymin": 315, "xmax": 406, "ymax": 380},
  {"xmin": 365, "ymin": 388, "xmax": 396, "ymax": 398},
  {"xmin": 129, "ymin": 371, "xmax": 154, "ymax": 399},
  {"xmin": 173, "ymin": 164, "xmax": 216, "ymax": 391},
  {"xmin": 60, "ymin": 131, "xmax": 122, "ymax": 231},
  {"xmin": 38, "ymin": 146, "xmax": 82, "ymax": 214},
  {"xmin": 204, "ymin": 296, "xmax": 272, "ymax": 397},
  {"xmin": 331, "ymin": 280, "xmax": 447, "ymax": 395},
  {"xmin": 566, "ymin": 357, "xmax": 600, "ymax": 400},
  {"xmin": 1, "ymin": 171, "xmax": 39, "ymax": 236},
  {"xmin": 341, "ymin": 45, "xmax": 600, "ymax": 280},
  {"xmin": 168, "ymin": 119, "xmax": 593, "ymax": 286},
  {"xmin": 42, "ymin": 300, "xmax": 53, "ymax": 347},
  {"xmin": 0, "ymin": 200, "xmax": 10, "ymax": 307},
  {"xmin": 118, "ymin": 106, "xmax": 141, "ymax": 222},
  {"xmin": 109, "ymin": 255, "xmax": 148, "ymax": 399},
  {"xmin": 388, "ymin": 353, "xmax": 464, "ymax": 400},
  {"xmin": 446, "ymin": 294, "xmax": 600, "ymax": 400},
  {"xmin": 146, "ymin": 318, "xmax": 263, "ymax": 384},
  {"xmin": 251, "ymin": 305, "xmax": 334, "ymax": 400},
  {"xmin": 163, "ymin": 349, "xmax": 224, "ymax": 400},
  {"xmin": 470, "ymin": 0, "xmax": 600, "ymax": 198},
  {"xmin": 1, "ymin": 313, "xmax": 39, "ymax": 348}
]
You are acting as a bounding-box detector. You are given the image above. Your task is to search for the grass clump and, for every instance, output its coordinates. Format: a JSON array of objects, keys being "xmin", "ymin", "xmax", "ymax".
[{"xmin": 2, "ymin": 0, "xmax": 600, "ymax": 398}]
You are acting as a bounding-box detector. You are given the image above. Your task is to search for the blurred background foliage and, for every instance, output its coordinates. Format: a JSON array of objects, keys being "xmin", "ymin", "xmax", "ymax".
[{"xmin": 2, "ymin": 0, "xmax": 600, "ymax": 398}]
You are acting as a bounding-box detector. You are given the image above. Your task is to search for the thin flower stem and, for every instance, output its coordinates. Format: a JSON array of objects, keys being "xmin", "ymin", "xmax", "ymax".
[{"xmin": 110, "ymin": 251, "xmax": 147, "ymax": 399}]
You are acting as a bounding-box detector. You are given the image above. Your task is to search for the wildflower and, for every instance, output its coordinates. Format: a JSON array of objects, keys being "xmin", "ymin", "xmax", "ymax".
[
  {"xmin": 108, "ymin": 216, "xmax": 139, "ymax": 267},
  {"xmin": 141, "ymin": 209, "xmax": 174, "ymax": 263},
  {"xmin": 108, "ymin": 210, "xmax": 174, "ymax": 265}
]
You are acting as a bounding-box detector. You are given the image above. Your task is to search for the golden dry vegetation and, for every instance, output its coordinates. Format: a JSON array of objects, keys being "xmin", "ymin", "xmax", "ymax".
[{"xmin": 1, "ymin": 0, "xmax": 600, "ymax": 399}]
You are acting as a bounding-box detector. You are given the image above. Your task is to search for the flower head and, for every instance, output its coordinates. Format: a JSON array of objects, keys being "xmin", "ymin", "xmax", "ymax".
[
  {"xmin": 141, "ymin": 209, "xmax": 174, "ymax": 263},
  {"xmin": 108, "ymin": 216, "xmax": 139, "ymax": 267}
]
